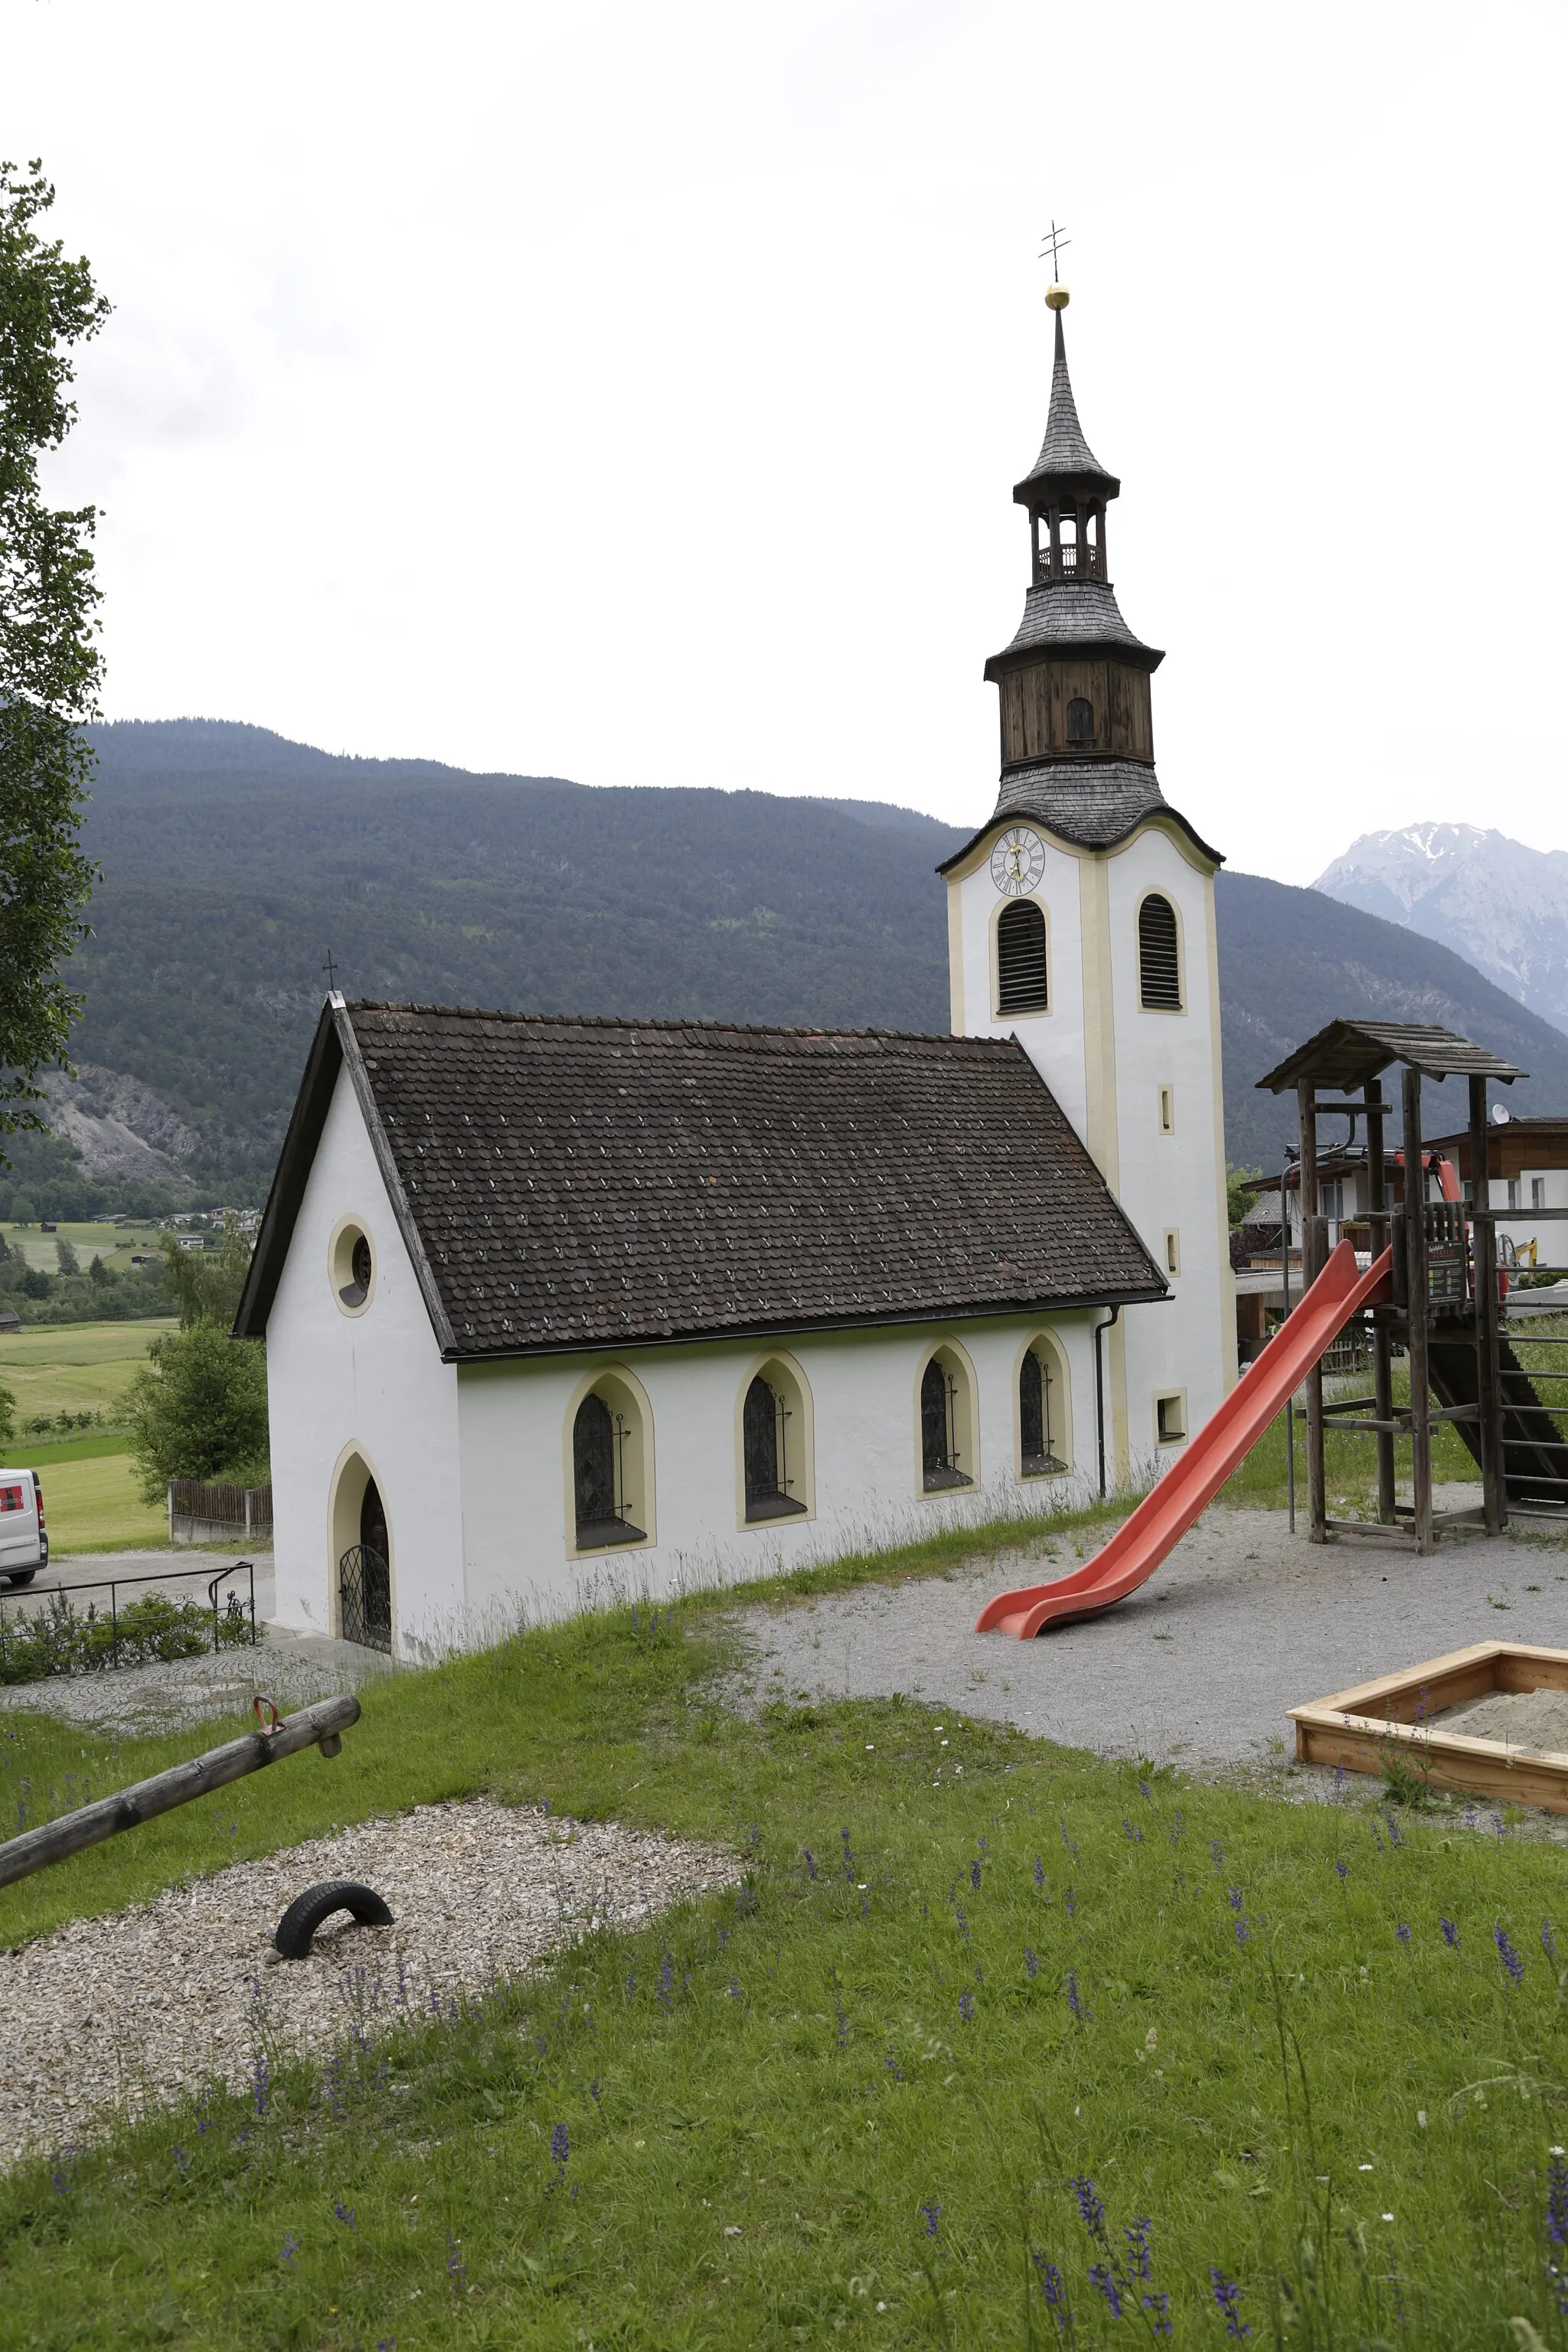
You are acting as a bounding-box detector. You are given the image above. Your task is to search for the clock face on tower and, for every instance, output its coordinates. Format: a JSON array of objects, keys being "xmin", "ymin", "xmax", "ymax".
[{"xmin": 990, "ymin": 825, "xmax": 1047, "ymax": 897}]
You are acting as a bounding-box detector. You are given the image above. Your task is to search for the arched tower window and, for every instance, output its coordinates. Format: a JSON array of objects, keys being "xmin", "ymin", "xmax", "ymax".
[
  {"xmin": 920, "ymin": 1350, "xmax": 975, "ymax": 1492},
  {"xmin": 996, "ymin": 900, "xmax": 1047, "ymax": 1016},
  {"xmin": 1066, "ymin": 697, "xmax": 1095, "ymax": 745},
  {"xmin": 1138, "ymin": 893, "xmax": 1183, "ymax": 1010},
  {"xmin": 573, "ymin": 1383, "xmax": 648, "ymax": 1549}
]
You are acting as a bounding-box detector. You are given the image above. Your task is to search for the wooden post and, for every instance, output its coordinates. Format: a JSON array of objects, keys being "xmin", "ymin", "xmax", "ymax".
[
  {"xmin": 1365, "ymin": 1079, "xmax": 1397, "ymax": 1525},
  {"xmin": 1298, "ymin": 1079, "xmax": 1327, "ymax": 1542},
  {"xmin": 0, "ymin": 1694, "xmax": 360, "ymax": 1891},
  {"xmin": 1469, "ymin": 1073, "xmax": 1506, "ymax": 1535},
  {"xmin": 1403, "ymin": 1063, "xmax": 1435, "ymax": 1555}
]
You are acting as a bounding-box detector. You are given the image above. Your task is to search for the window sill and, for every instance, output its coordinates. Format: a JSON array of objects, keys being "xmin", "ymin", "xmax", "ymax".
[
  {"xmin": 1021, "ymin": 1455, "xmax": 1069, "ymax": 1478},
  {"xmin": 744, "ymin": 1491, "xmax": 808, "ymax": 1522},
  {"xmin": 922, "ymin": 1468, "xmax": 974, "ymax": 1494},
  {"xmin": 573, "ymin": 1516, "xmax": 648, "ymax": 1550}
]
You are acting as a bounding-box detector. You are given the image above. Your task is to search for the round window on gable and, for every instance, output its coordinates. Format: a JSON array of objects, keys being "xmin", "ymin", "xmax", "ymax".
[{"xmin": 330, "ymin": 1220, "xmax": 377, "ymax": 1315}]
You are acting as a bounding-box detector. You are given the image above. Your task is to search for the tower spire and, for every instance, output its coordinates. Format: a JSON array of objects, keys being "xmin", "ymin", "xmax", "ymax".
[{"xmin": 1018, "ymin": 305, "xmax": 1119, "ymax": 501}]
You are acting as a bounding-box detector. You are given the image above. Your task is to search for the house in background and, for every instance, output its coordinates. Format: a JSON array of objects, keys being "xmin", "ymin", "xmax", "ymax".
[
  {"xmin": 1427, "ymin": 1116, "xmax": 1568, "ymax": 1269},
  {"xmin": 234, "ymin": 287, "xmax": 1237, "ymax": 1656}
]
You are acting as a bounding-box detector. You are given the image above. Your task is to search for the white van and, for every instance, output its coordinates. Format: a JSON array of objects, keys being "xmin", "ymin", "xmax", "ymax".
[{"xmin": 0, "ymin": 1471, "xmax": 47, "ymax": 1586}]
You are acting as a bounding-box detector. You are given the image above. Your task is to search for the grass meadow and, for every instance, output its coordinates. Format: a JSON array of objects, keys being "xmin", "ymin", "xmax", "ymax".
[{"xmin": 5, "ymin": 1527, "xmax": 1568, "ymax": 2347}]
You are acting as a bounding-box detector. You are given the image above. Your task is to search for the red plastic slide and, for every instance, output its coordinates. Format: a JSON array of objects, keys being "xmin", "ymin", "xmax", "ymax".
[{"xmin": 975, "ymin": 1238, "xmax": 1394, "ymax": 1638}]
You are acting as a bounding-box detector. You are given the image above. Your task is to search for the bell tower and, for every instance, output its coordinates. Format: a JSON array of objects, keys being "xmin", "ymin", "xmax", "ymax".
[{"xmin": 939, "ymin": 279, "xmax": 1236, "ymax": 1477}]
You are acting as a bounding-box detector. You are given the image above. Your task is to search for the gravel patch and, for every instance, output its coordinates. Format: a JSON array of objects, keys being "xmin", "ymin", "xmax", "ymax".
[
  {"xmin": 727, "ymin": 1501, "xmax": 1568, "ymax": 1779},
  {"xmin": 0, "ymin": 1626, "xmax": 392, "ymax": 1734},
  {"xmin": 0, "ymin": 1798, "xmax": 740, "ymax": 2170}
]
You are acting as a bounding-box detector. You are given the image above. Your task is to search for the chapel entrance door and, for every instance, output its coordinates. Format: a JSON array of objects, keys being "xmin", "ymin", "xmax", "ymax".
[{"xmin": 338, "ymin": 1475, "xmax": 393, "ymax": 1652}]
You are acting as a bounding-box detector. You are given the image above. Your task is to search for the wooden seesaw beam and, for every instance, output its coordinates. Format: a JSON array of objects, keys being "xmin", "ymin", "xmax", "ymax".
[{"xmin": 0, "ymin": 1694, "xmax": 360, "ymax": 1891}]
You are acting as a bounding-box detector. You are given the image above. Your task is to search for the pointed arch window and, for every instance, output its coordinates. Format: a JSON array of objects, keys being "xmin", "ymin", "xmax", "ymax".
[
  {"xmin": 1019, "ymin": 1348, "xmax": 1067, "ymax": 1478},
  {"xmin": 743, "ymin": 1373, "xmax": 807, "ymax": 1521},
  {"xmin": 996, "ymin": 899, "xmax": 1048, "ymax": 1016},
  {"xmin": 573, "ymin": 1387, "xmax": 648, "ymax": 1548},
  {"xmin": 1138, "ymin": 893, "xmax": 1183, "ymax": 1010},
  {"xmin": 920, "ymin": 1351, "xmax": 975, "ymax": 1492}
]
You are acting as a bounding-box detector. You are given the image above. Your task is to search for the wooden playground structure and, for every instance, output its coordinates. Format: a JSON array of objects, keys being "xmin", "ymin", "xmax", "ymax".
[{"xmin": 1256, "ymin": 1020, "xmax": 1568, "ymax": 1556}]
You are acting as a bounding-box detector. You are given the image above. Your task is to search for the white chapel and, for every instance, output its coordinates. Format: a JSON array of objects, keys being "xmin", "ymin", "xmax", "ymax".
[{"xmin": 235, "ymin": 290, "xmax": 1234, "ymax": 1655}]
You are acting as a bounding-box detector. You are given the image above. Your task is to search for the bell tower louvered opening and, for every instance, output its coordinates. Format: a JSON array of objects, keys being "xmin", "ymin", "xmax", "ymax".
[
  {"xmin": 996, "ymin": 899, "xmax": 1047, "ymax": 1016},
  {"xmin": 1138, "ymin": 893, "xmax": 1181, "ymax": 1010}
]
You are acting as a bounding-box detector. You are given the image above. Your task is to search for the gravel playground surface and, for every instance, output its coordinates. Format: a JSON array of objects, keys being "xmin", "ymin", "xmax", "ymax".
[
  {"xmin": 729, "ymin": 1500, "xmax": 1568, "ymax": 1782},
  {"xmin": 0, "ymin": 1800, "xmax": 741, "ymax": 2169}
]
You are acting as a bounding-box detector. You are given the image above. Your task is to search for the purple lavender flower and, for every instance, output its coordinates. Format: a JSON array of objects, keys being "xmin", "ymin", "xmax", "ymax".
[
  {"xmin": 1546, "ymin": 1920, "xmax": 1560, "ymax": 1962},
  {"xmin": 1122, "ymin": 1817, "xmax": 1145, "ymax": 1844},
  {"xmin": 1210, "ymin": 2266, "xmax": 1250, "ymax": 2339},
  {"xmin": 954, "ymin": 1904, "xmax": 972, "ymax": 1945},
  {"xmin": 279, "ymin": 2233, "xmax": 298, "ymax": 2267},
  {"xmin": 1064, "ymin": 1886, "xmax": 1078, "ymax": 1921},
  {"xmin": 1496, "ymin": 1924, "xmax": 1525, "ymax": 1987},
  {"xmin": 1089, "ymin": 2264, "xmax": 1122, "ymax": 2317},
  {"xmin": 172, "ymin": 2145, "xmax": 188, "ymax": 2177},
  {"xmin": 657, "ymin": 1952, "xmax": 676, "ymax": 2011},
  {"xmin": 970, "ymin": 1859, "xmax": 983, "ymax": 1890},
  {"xmin": 550, "ymin": 2122, "xmax": 569, "ymax": 2178},
  {"xmin": 333, "ymin": 2195, "xmax": 355, "ymax": 2228},
  {"xmin": 1548, "ymin": 2151, "xmax": 1568, "ymax": 2249},
  {"xmin": 1138, "ymin": 1779, "xmax": 1152, "ymax": 1800},
  {"xmin": 958, "ymin": 1991, "xmax": 975, "ymax": 2023},
  {"xmin": 1125, "ymin": 2216, "xmax": 1152, "ymax": 2280},
  {"xmin": 1385, "ymin": 1812, "xmax": 1405, "ymax": 1848},
  {"xmin": 446, "ymin": 2233, "xmax": 466, "ymax": 2279},
  {"xmin": 1227, "ymin": 1886, "xmax": 1243, "ymax": 1911},
  {"xmin": 1032, "ymin": 2252, "xmax": 1070, "ymax": 2328},
  {"xmin": 1070, "ymin": 2175, "xmax": 1104, "ymax": 2237},
  {"xmin": 920, "ymin": 2199, "xmax": 941, "ymax": 2239},
  {"xmin": 802, "ymin": 1848, "xmax": 817, "ymax": 1880},
  {"xmin": 589, "ymin": 2080, "xmax": 603, "ymax": 2104},
  {"xmin": 1441, "ymin": 1918, "xmax": 1460, "ymax": 1948},
  {"xmin": 1396, "ymin": 1921, "xmax": 1411, "ymax": 1945},
  {"xmin": 1024, "ymin": 1946, "xmax": 1039, "ymax": 1980},
  {"xmin": 1144, "ymin": 2290, "xmax": 1172, "ymax": 2335},
  {"xmin": 1060, "ymin": 1820, "xmax": 1078, "ymax": 1857},
  {"xmin": 1034, "ymin": 1856, "xmax": 1045, "ymax": 1889},
  {"xmin": 727, "ymin": 1973, "xmax": 743, "ymax": 2001},
  {"xmin": 250, "ymin": 2053, "xmax": 270, "ymax": 2115},
  {"xmin": 885, "ymin": 2050, "xmax": 904, "ymax": 2081},
  {"xmin": 1067, "ymin": 1968, "xmax": 1084, "ymax": 2022},
  {"xmin": 625, "ymin": 1968, "xmax": 636, "ymax": 2001},
  {"xmin": 1170, "ymin": 1809, "xmax": 1186, "ymax": 1844},
  {"xmin": 1335, "ymin": 1860, "xmax": 1348, "ymax": 1885}
]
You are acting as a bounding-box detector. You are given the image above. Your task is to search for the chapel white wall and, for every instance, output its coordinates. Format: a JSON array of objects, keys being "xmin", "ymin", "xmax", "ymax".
[
  {"xmin": 454, "ymin": 1313, "xmax": 1101, "ymax": 1626},
  {"xmin": 265, "ymin": 1062, "xmax": 462, "ymax": 1646}
]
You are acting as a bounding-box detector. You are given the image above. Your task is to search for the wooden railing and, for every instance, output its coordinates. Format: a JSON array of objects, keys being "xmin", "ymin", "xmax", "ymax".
[{"xmin": 168, "ymin": 1479, "xmax": 273, "ymax": 1543}]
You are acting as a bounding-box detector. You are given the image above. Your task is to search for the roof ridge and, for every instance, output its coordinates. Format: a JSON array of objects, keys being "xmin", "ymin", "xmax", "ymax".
[{"xmin": 346, "ymin": 1003, "xmax": 1024, "ymax": 1050}]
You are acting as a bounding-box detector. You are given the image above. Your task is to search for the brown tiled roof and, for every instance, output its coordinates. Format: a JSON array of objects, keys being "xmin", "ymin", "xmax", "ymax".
[{"xmin": 237, "ymin": 1002, "xmax": 1167, "ymax": 1357}]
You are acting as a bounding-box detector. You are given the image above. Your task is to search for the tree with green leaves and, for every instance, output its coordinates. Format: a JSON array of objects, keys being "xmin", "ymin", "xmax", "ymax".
[
  {"xmin": 1, "ymin": 160, "xmax": 108, "ymax": 1139},
  {"xmin": 156, "ymin": 1223, "xmax": 254, "ymax": 1328},
  {"xmin": 125, "ymin": 1319, "xmax": 270, "ymax": 1500}
]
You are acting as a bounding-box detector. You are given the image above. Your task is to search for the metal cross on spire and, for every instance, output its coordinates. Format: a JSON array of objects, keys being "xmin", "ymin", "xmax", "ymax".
[
  {"xmin": 323, "ymin": 948, "xmax": 339, "ymax": 996},
  {"xmin": 1039, "ymin": 220, "xmax": 1071, "ymax": 276}
]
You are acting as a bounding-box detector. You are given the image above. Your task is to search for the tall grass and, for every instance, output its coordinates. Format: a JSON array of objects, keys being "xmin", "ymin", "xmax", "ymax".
[{"xmin": 4, "ymin": 1604, "xmax": 1568, "ymax": 2343}]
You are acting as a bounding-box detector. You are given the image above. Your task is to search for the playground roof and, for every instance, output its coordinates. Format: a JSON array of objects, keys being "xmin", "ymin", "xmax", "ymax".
[{"xmin": 1254, "ymin": 1021, "xmax": 1526, "ymax": 1095}]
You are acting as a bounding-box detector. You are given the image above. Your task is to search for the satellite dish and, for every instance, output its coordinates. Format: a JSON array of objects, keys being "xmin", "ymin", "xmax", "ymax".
[{"xmin": 1491, "ymin": 1104, "xmax": 1511, "ymax": 1125}]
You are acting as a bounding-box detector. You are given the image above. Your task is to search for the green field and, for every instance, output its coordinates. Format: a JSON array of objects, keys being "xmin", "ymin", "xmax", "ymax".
[
  {"xmin": 4, "ymin": 1514, "xmax": 1568, "ymax": 2346},
  {"xmin": 1, "ymin": 1218, "xmax": 164, "ymax": 1272},
  {"xmin": 0, "ymin": 1316, "xmax": 165, "ymax": 1428}
]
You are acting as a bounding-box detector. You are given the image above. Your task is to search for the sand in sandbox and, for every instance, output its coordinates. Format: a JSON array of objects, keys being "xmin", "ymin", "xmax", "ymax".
[{"xmin": 1435, "ymin": 1686, "xmax": 1568, "ymax": 1754}]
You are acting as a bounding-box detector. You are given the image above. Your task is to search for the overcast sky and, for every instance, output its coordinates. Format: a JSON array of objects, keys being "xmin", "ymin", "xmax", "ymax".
[{"xmin": 7, "ymin": 0, "xmax": 1564, "ymax": 884}]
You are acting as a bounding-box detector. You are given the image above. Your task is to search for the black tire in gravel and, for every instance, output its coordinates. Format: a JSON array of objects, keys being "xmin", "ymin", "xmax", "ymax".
[
  {"xmin": 273, "ymin": 1880, "xmax": 394, "ymax": 1960},
  {"xmin": 4, "ymin": 1570, "xmax": 36, "ymax": 1588}
]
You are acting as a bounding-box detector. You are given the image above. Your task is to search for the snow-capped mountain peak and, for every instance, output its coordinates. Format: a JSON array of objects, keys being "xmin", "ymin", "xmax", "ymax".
[{"xmin": 1314, "ymin": 825, "xmax": 1568, "ymax": 1033}]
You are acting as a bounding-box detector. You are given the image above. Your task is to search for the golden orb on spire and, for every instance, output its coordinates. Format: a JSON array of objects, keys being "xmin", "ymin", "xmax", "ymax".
[{"xmin": 1044, "ymin": 283, "xmax": 1070, "ymax": 311}]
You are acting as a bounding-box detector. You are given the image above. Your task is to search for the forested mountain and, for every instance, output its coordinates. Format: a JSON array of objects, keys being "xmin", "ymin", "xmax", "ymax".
[{"xmin": 21, "ymin": 720, "xmax": 1568, "ymax": 1207}]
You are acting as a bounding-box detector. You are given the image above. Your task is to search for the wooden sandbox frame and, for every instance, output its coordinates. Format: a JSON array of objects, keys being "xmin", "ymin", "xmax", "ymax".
[{"xmin": 1290, "ymin": 1642, "xmax": 1568, "ymax": 1813}]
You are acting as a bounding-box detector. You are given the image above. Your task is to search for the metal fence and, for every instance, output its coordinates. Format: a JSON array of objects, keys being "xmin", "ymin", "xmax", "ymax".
[{"xmin": 0, "ymin": 1558, "xmax": 257, "ymax": 1676}]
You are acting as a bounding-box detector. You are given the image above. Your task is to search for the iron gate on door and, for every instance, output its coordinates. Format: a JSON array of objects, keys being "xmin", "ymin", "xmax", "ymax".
[{"xmin": 337, "ymin": 1543, "xmax": 391, "ymax": 1654}]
